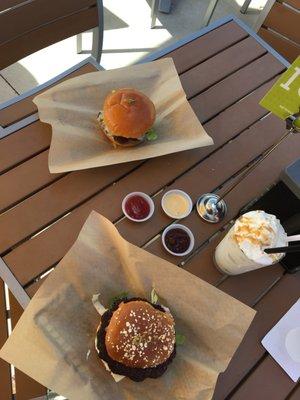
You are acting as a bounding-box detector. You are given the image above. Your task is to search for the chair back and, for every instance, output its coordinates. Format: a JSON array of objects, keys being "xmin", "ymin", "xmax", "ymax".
[
  {"xmin": 258, "ymin": 0, "xmax": 300, "ymax": 63},
  {"xmin": 0, "ymin": 0, "xmax": 103, "ymax": 69}
]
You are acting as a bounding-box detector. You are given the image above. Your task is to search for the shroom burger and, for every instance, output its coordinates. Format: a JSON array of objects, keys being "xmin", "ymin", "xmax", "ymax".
[
  {"xmin": 97, "ymin": 88, "xmax": 156, "ymax": 148},
  {"xmin": 95, "ymin": 296, "xmax": 176, "ymax": 382}
]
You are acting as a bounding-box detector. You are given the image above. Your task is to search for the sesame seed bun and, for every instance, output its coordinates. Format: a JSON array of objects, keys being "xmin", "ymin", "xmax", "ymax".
[
  {"xmin": 96, "ymin": 298, "xmax": 176, "ymax": 381},
  {"xmin": 103, "ymin": 88, "xmax": 156, "ymax": 139}
]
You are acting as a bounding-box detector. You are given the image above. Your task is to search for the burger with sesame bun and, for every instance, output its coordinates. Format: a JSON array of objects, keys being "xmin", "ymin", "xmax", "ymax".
[
  {"xmin": 97, "ymin": 88, "xmax": 157, "ymax": 148},
  {"xmin": 95, "ymin": 294, "xmax": 177, "ymax": 382}
]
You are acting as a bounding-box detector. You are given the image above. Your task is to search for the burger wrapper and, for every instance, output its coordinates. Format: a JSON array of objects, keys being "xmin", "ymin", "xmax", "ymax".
[
  {"xmin": 0, "ymin": 211, "xmax": 255, "ymax": 400},
  {"xmin": 33, "ymin": 58, "xmax": 213, "ymax": 173}
]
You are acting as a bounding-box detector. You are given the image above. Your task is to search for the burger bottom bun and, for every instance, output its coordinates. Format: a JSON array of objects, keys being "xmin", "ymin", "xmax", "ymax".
[{"xmin": 96, "ymin": 298, "xmax": 176, "ymax": 382}]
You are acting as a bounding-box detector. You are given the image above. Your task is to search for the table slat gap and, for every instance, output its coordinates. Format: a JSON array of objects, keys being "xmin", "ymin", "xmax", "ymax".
[
  {"xmin": 23, "ymin": 262, "xmax": 59, "ymax": 290},
  {"xmin": 0, "ymin": 63, "xmax": 97, "ymax": 127},
  {"xmin": 226, "ymin": 352, "xmax": 269, "ymax": 399},
  {"xmin": 0, "ymin": 144, "xmax": 50, "ymax": 177},
  {"xmin": 212, "ymin": 244, "xmax": 300, "ymax": 399},
  {"xmin": 188, "ymin": 51, "xmax": 268, "ymax": 103},
  {"xmin": 228, "ymin": 353, "xmax": 297, "ymax": 400},
  {"xmin": 0, "ymin": 58, "xmax": 284, "ymax": 203},
  {"xmin": 118, "ymin": 115, "xmax": 287, "ymax": 258},
  {"xmin": 2, "ymin": 79, "xmax": 288, "ymax": 285},
  {"xmin": 143, "ymin": 135, "xmax": 297, "ymax": 270},
  {"xmin": 192, "ymin": 53, "xmax": 285, "ymax": 123},
  {"xmin": 0, "ymin": 160, "xmax": 144, "ymax": 257},
  {"xmin": 3, "ymin": 111, "xmax": 278, "ymax": 267},
  {"xmin": 174, "ymin": 33, "xmax": 250, "ymax": 76},
  {"xmin": 181, "ymin": 37, "xmax": 268, "ymax": 100},
  {"xmin": 0, "ymin": 168, "xmax": 68, "ymax": 215},
  {"xmin": 156, "ymin": 20, "xmax": 248, "ymax": 72},
  {"xmin": 0, "ymin": 121, "xmax": 52, "ymax": 175},
  {"xmin": 286, "ymin": 383, "xmax": 300, "ymax": 400}
]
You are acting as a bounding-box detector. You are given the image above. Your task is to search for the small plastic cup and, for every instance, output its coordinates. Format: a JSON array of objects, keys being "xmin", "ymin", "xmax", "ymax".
[
  {"xmin": 161, "ymin": 189, "xmax": 193, "ymax": 219},
  {"xmin": 162, "ymin": 223, "xmax": 195, "ymax": 257},
  {"xmin": 122, "ymin": 192, "xmax": 154, "ymax": 222}
]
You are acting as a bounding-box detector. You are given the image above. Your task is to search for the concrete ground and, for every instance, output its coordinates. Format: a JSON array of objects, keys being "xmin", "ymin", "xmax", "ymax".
[{"xmin": 0, "ymin": 0, "xmax": 268, "ymax": 103}]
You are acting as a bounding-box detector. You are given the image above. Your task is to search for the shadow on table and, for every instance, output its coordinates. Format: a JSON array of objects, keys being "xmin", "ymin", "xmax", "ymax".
[{"xmin": 0, "ymin": 62, "xmax": 38, "ymax": 98}]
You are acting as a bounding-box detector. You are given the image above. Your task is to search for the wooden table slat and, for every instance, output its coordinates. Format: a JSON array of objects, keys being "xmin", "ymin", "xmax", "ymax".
[
  {"xmin": 0, "ymin": 150, "xmax": 64, "ymax": 213},
  {"xmin": 25, "ymin": 278, "xmax": 45, "ymax": 298},
  {"xmin": 163, "ymin": 20, "xmax": 248, "ymax": 74},
  {"xmin": 3, "ymin": 102, "xmax": 276, "ymax": 256},
  {"xmin": 4, "ymin": 86, "xmax": 280, "ymax": 286},
  {"xmin": 0, "ymin": 59, "xmax": 280, "ymax": 218},
  {"xmin": 0, "ymin": 0, "xmax": 24, "ymax": 12},
  {"xmin": 0, "ymin": 64, "xmax": 96, "ymax": 127},
  {"xmin": 258, "ymin": 27, "xmax": 300, "ymax": 64},
  {"xmin": 192, "ymin": 52, "xmax": 285, "ymax": 123},
  {"xmin": 184, "ymin": 231, "xmax": 283, "ymax": 303},
  {"xmin": 0, "ymin": 19, "xmax": 295, "ymax": 400},
  {"xmin": 184, "ymin": 231, "xmax": 227, "ymax": 286},
  {"xmin": 147, "ymin": 131, "xmax": 300, "ymax": 268},
  {"xmin": 283, "ymin": 0, "xmax": 300, "ymax": 10},
  {"xmin": 0, "ymin": 0, "xmax": 96, "ymax": 44},
  {"xmin": 127, "ymin": 115, "xmax": 287, "ymax": 261},
  {"xmin": 229, "ymin": 355, "xmax": 296, "ymax": 400},
  {"xmin": 0, "ymin": 280, "xmax": 12, "ymax": 400},
  {"xmin": 180, "ymin": 36, "xmax": 266, "ymax": 99},
  {"xmin": 287, "ymin": 384, "xmax": 300, "ymax": 400},
  {"xmin": 0, "ymin": 45, "xmax": 279, "ymax": 254},
  {"xmin": 5, "ymin": 76, "xmax": 282, "ymax": 283},
  {"xmin": 264, "ymin": 2, "xmax": 300, "ymax": 44},
  {"xmin": 282, "ymin": 0, "xmax": 300, "ymax": 10},
  {"xmin": 0, "ymin": 160, "xmax": 141, "ymax": 254},
  {"xmin": 0, "ymin": 121, "xmax": 51, "ymax": 174},
  {"xmin": 213, "ymin": 271, "xmax": 300, "ymax": 400}
]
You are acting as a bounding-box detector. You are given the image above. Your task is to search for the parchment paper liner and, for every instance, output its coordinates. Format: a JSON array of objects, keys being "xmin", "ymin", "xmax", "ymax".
[
  {"xmin": 0, "ymin": 211, "xmax": 255, "ymax": 400},
  {"xmin": 33, "ymin": 58, "xmax": 213, "ymax": 173}
]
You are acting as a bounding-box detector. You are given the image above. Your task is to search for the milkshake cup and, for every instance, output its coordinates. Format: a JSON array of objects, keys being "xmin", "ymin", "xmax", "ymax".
[{"xmin": 215, "ymin": 210, "xmax": 287, "ymax": 275}]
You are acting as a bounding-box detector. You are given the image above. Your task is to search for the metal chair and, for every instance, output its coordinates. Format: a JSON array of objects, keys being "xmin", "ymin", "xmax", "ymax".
[{"xmin": 0, "ymin": 0, "xmax": 104, "ymax": 70}]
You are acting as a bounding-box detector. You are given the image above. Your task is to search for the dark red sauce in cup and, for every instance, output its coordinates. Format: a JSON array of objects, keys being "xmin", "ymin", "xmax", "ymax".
[
  {"xmin": 125, "ymin": 195, "xmax": 150, "ymax": 220},
  {"xmin": 164, "ymin": 228, "xmax": 191, "ymax": 254}
]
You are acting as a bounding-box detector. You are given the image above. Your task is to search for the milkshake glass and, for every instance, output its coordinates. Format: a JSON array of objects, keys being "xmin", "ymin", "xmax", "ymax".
[{"xmin": 215, "ymin": 210, "xmax": 287, "ymax": 275}]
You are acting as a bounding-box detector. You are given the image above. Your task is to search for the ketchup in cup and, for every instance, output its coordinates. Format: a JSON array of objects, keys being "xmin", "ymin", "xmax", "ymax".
[{"xmin": 122, "ymin": 192, "xmax": 154, "ymax": 222}]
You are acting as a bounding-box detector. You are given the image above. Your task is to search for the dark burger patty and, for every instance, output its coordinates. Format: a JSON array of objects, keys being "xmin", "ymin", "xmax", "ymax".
[
  {"xmin": 96, "ymin": 297, "xmax": 176, "ymax": 382},
  {"xmin": 113, "ymin": 135, "xmax": 140, "ymax": 145}
]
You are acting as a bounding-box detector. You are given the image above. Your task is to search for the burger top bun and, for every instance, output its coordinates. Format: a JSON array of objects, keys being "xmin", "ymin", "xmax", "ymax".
[
  {"xmin": 105, "ymin": 300, "xmax": 175, "ymax": 369},
  {"xmin": 103, "ymin": 88, "xmax": 156, "ymax": 139}
]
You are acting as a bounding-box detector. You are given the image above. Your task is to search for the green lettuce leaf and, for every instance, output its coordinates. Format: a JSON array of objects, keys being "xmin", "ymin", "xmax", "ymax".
[
  {"xmin": 146, "ymin": 129, "xmax": 158, "ymax": 141},
  {"xmin": 150, "ymin": 288, "xmax": 159, "ymax": 304},
  {"xmin": 108, "ymin": 291, "xmax": 129, "ymax": 309},
  {"xmin": 175, "ymin": 333, "xmax": 186, "ymax": 345}
]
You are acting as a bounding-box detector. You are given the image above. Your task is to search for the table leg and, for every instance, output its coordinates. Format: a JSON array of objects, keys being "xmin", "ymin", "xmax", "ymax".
[
  {"xmin": 76, "ymin": 33, "xmax": 83, "ymax": 55},
  {"xmin": 151, "ymin": 0, "xmax": 160, "ymax": 28},
  {"xmin": 240, "ymin": 0, "xmax": 252, "ymax": 14},
  {"xmin": 202, "ymin": 0, "xmax": 219, "ymax": 27}
]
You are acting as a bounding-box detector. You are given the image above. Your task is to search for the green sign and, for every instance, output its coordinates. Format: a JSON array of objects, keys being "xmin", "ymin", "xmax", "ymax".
[{"xmin": 260, "ymin": 56, "xmax": 300, "ymax": 128}]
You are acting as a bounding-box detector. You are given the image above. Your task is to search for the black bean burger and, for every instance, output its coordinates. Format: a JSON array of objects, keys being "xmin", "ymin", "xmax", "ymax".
[
  {"xmin": 97, "ymin": 88, "xmax": 156, "ymax": 148},
  {"xmin": 95, "ymin": 297, "xmax": 176, "ymax": 382}
]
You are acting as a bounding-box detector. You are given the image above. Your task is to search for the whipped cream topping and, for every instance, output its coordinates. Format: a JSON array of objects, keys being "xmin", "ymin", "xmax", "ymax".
[{"xmin": 233, "ymin": 211, "xmax": 287, "ymax": 265}]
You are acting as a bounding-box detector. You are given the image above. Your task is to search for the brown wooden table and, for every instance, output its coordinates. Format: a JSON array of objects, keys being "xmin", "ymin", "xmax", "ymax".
[{"xmin": 0, "ymin": 15, "xmax": 299, "ymax": 400}]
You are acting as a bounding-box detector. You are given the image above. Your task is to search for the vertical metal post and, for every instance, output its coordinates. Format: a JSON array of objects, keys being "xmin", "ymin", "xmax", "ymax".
[
  {"xmin": 151, "ymin": 0, "xmax": 160, "ymax": 28},
  {"xmin": 201, "ymin": 0, "xmax": 219, "ymax": 27},
  {"xmin": 76, "ymin": 33, "xmax": 83, "ymax": 55},
  {"xmin": 240, "ymin": 0, "xmax": 252, "ymax": 14}
]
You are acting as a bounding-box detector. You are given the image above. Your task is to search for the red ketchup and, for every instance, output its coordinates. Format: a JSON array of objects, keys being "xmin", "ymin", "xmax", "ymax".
[{"xmin": 125, "ymin": 195, "xmax": 150, "ymax": 220}]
